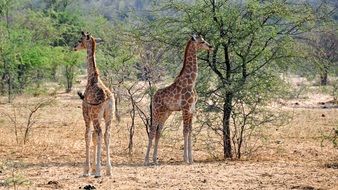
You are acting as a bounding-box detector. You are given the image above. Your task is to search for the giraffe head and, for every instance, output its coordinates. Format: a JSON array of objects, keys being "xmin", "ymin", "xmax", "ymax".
[
  {"xmin": 73, "ymin": 31, "xmax": 103, "ymax": 51},
  {"xmin": 191, "ymin": 34, "xmax": 213, "ymax": 52}
]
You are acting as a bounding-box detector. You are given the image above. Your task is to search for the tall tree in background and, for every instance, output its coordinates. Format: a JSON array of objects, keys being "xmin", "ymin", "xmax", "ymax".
[
  {"xmin": 0, "ymin": 0, "xmax": 59, "ymax": 100},
  {"xmin": 46, "ymin": 2, "xmax": 84, "ymax": 91},
  {"xmin": 0, "ymin": 0, "xmax": 15, "ymax": 102},
  {"xmin": 312, "ymin": 31, "xmax": 338, "ymax": 85},
  {"xmin": 297, "ymin": 1, "xmax": 337, "ymax": 85},
  {"xmin": 145, "ymin": 0, "xmax": 319, "ymax": 158}
]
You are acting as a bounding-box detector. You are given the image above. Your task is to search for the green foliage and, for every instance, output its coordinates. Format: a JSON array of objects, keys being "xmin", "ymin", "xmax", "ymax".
[
  {"xmin": 0, "ymin": 0, "xmax": 87, "ymax": 97},
  {"xmin": 145, "ymin": 0, "xmax": 318, "ymax": 158},
  {"xmin": 0, "ymin": 0, "xmax": 336, "ymax": 160},
  {"xmin": 48, "ymin": 10, "xmax": 84, "ymax": 47},
  {"xmin": 0, "ymin": 161, "xmax": 31, "ymax": 190},
  {"xmin": 321, "ymin": 127, "xmax": 338, "ymax": 149},
  {"xmin": 62, "ymin": 49, "xmax": 82, "ymax": 92},
  {"xmin": 4, "ymin": 172, "xmax": 31, "ymax": 189}
]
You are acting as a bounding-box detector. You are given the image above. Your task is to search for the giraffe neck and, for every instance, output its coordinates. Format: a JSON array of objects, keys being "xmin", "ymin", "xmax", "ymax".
[
  {"xmin": 86, "ymin": 40, "xmax": 99, "ymax": 85},
  {"xmin": 176, "ymin": 40, "xmax": 197, "ymax": 83}
]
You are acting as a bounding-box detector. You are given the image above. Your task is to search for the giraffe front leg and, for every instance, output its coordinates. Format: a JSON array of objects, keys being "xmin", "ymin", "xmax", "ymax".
[
  {"xmin": 183, "ymin": 110, "xmax": 193, "ymax": 164},
  {"xmin": 153, "ymin": 124, "xmax": 163, "ymax": 165},
  {"xmin": 144, "ymin": 134, "xmax": 154, "ymax": 166},
  {"xmin": 104, "ymin": 103, "xmax": 113, "ymax": 176},
  {"xmin": 93, "ymin": 120, "xmax": 102, "ymax": 178},
  {"xmin": 183, "ymin": 127, "xmax": 189, "ymax": 164},
  {"xmin": 188, "ymin": 129, "xmax": 193, "ymax": 164},
  {"xmin": 144, "ymin": 122, "xmax": 157, "ymax": 166},
  {"xmin": 104, "ymin": 121, "xmax": 112, "ymax": 176},
  {"xmin": 91, "ymin": 130, "xmax": 97, "ymax": 175},
  {"xmin": 83, "ymin": 121, "xmax": 92, "ymax": 177}
]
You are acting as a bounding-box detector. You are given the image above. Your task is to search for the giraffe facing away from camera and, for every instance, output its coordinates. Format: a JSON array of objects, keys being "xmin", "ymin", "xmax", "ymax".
[
  {"xmin": 144, "ymin": 35, "xmax": 213, "ymax": 165},
  {"xmin": 74, "ymin": 32, "xmax": 114, "ymax": 177}
]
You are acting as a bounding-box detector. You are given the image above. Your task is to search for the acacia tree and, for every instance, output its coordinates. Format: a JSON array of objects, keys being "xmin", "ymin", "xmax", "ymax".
[
  {"xmin": 0, "ymin": 0, "xmax": 16, "ymax": 102},
  {"xmin": 295, "ymin": 1, "xmax": 337, "ymax": 86},
  {"xmin": 307, "ymin": 30, "xmax": 338, "ymax": 85},
  {"xmin": 146, "ymin": 0, "xmax": 318, "ymax": 159},
  {"xmin": 92, "ymin": 18, "xmax": 137, "ymax": 122},
  {"xmin": 0, "ymin": 1, "xmax": 61, "ymax": 100}
]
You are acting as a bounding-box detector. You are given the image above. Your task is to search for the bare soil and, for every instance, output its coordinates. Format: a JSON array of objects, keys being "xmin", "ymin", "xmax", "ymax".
[{"xmin": 0, "ymin": 85, "xmax": 337, "ymax": 190}]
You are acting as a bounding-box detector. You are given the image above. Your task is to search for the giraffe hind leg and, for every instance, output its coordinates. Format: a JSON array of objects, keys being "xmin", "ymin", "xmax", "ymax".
[
  {"xmin": 183, "ymin": 128, "xmax": 189, "ymax": 163},
  {"xmin": 93, "ymin": 120, "xmax": 102, "ymax": 178},
  {"xmin": 188, "ymin": 130, "xmax": 193, "ymax": 164},
  {"xmin": 83, "ymin": 118, "xmax": 92, "ymax": 176},
  {"xmin": 144, "ymin": 121, "xmax": 158, "ymax": 166},
  {"xmin": 182, "ymin": 110, "xmax": 193, "ymax": 164},
  {"xmin": 91, "ymin": 130, "xmax": 97, "ymax": 175},
  {"xmin": 153, "ymin": 110, "xmax": 172, "ymax": 165},
  {"xmin": 103, "ymin": 102, "xmax": 113, "ymax": 176},
  {"xmin": 153, "ymin": 123, "xmax": 163, "ymax": 165}
]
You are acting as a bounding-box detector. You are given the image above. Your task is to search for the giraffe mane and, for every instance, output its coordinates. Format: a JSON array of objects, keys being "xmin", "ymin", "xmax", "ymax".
[
  {"xmin": 91, "ymin": 36, "xmax": 96, "ymax": 54},
  {"xmin": 178, "ymin": 39, "xmax": 193, "ymax": 77},
  {"xmin": 89, "ymin": 36, "xmax": 99, "ymax": 76}
]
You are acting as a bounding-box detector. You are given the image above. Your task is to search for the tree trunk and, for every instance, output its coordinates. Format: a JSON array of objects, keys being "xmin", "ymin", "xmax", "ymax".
[
  {"xmin": 0, "ymin": 74, "xmax": 4, "ymax": 95},
  {"xmin": 51, "ymin": 65, "xmax": 58, "ymax": 82},
  {"xmin": 66, "ymin": 78, "xmax": 72, "ymax": 93},
  {"xmin": 128, "ymin": 99, "xmax": 136, "ymax": 155},
  {"xmin": 17, "ymin": 64, "xmax": 25, "ymax": 94},
  {"xmin": 223, "ymin": 92, "xmax": 233, "ymax": 159},
  {"xmin": 320, "ymin": 66, "xmax": 328, "ymax": 86},
  {"xmin": 65, "ymin": 66, "xmax": 73, "ymax": 93},
  {"xmin": 113, "ymin": 86, "xmax": 121, "ymax": 123},
  {"xmin": 7, "ymin": 72, "xmax": 12, "ymax": 103}
]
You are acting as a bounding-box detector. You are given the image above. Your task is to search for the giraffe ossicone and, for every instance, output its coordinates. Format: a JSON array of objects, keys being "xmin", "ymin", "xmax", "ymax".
[{"xmin": 144, "ymin": 35, "xmax": 213, "ymax": 165}]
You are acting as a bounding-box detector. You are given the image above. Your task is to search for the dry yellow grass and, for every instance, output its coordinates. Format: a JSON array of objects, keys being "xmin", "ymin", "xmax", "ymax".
[{"xmin": 0, "ymin": 88, "xmax": 337, "ymax": 189}]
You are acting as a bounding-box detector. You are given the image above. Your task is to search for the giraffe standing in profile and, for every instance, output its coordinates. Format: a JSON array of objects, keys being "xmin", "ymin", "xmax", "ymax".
[
  {"xmin": 144, "ymin": 35, "xmax": 213, "ymax": 165},
  {"xmin": 74, "ymin": 32, "xmax": 114, "ymax": 177}
]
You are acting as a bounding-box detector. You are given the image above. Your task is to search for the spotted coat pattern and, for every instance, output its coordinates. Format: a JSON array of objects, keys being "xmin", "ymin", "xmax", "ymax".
[
  {"xmin": 144, "ymin": 35, "xmax": 213, "ymax": 165},
  {"xmin": 74, "ymin": 32, "xmax": 114, "ymax": 177}
]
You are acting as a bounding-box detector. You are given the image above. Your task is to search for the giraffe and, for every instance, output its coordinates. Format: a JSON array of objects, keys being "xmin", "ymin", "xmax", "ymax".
[
  {"xmin": 74, "ymin": 32, "xmax": 114, "ymax": 177},
  {"xmin": 144, "ymin": 34, "xmax": 213, "ymax": 165}
]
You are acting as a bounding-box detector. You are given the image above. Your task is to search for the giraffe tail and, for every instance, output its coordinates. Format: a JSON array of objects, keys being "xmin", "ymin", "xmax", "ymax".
[{"xmin": 77, "ymin": 91, "xmax": 85, "ymax": 100}]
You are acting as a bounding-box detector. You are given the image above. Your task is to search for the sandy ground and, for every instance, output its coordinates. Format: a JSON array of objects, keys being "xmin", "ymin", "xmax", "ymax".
[
  {"xmin": 0, "ymin": 83, "xmax": 337, "ymax": 189},
  {"xmin": 2, "ymin": 160, "xmax": 337, "ymax": 190}
]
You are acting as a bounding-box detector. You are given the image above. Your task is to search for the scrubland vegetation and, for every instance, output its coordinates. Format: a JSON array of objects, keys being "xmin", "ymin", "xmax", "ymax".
[{"xmin": 0, "ymin": 0, "xmax": 337, "ymax": 189}]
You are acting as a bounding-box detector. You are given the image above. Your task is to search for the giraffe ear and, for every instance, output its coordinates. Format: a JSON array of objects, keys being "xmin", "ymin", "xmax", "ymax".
[
  {"xmin": 191, "ymin": 34, "xmax": 197, "ymax": 41},
  {"xmin": 95, "ymin": 38, "xmax": 104, "ymax": 44}
]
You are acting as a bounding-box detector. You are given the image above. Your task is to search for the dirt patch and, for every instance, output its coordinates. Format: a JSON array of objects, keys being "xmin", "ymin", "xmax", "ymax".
[
  {"xmin": 324, "ymin": 162, "xmax": 338, "ymax": 169},
  {"xmin": 0, "ymin": 82, "xmax": 338, "ymax": 189}
]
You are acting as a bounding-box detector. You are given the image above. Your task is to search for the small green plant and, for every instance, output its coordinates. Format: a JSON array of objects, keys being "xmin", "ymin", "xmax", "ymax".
[
  {"xmin": 24, "ymin": 86, "xmax": 49, "ymax": 97},
  {"xmin": 1, "ymin": 161, "xmax": 31, "ymax": 190},
  {"xmin": 331, "ymin": 80, "xmax": 338, "ymax": 100},
  {"xmin": 4, "ymin": 171, "xmax": 31, "ymax": 190},
  {"xmin": 321, "ymin": 127, "xmax": 338, "ymax": 148},
  {"xmin": 289, "ymin": 83, "xmax": 309, "ymax": 99}
]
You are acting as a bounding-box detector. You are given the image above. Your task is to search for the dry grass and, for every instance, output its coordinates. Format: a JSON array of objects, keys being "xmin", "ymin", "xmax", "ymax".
[{"xmin": 0, "ymin": 85, "xmax": 337, "ymax": 189}]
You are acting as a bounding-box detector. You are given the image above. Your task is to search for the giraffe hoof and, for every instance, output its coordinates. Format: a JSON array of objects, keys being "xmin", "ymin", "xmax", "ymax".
[
  {"xmin": 106, "ymin": 169, "xmax": 112, "ymax": 176},
  {"xmin": 153, "ymin": 161, "xmax": 159, "ymax": 165},
  {"xmin": 94, "ymin": 175, "xmax": 101, "ymax": 178},
  {"xmin": 153, "ymin": 157, "xmax": 160, "ymax": 165}
]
